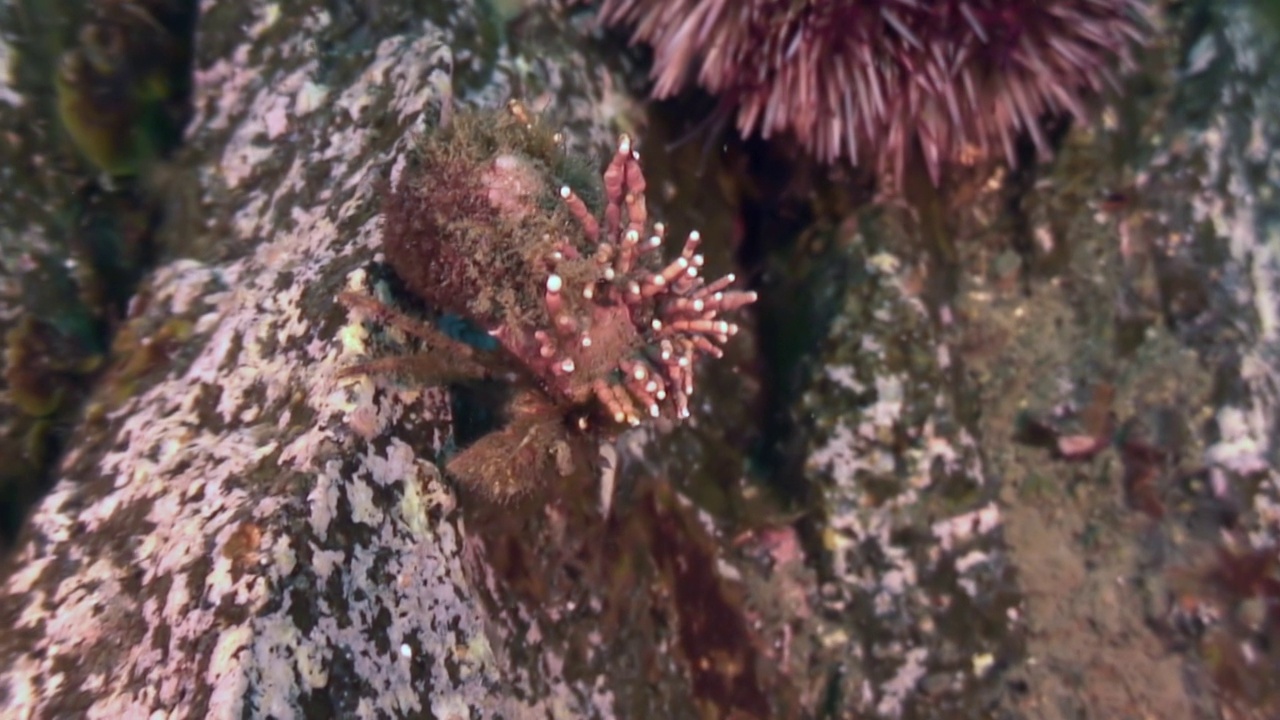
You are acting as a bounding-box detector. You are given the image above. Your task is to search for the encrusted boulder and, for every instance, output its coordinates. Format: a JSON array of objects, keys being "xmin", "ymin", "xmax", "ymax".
[{"xmin": 0, "ymin": 1, "xmax": 641, "ymax": 716}]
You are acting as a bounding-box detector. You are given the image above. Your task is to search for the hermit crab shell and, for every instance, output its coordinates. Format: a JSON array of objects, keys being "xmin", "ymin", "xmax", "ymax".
[{"xmin": 382, "ymin": 106, "xmax": 756, "ymax": 430}]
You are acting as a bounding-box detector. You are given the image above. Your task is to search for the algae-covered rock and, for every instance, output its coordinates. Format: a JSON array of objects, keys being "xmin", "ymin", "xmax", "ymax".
[
  {"xmin": 0, "ymin": 0, "xmax": 640, "ymax": 716},
  {"xmin": 0, "ymin": 0, "xmax": 191, "ymax": 549},
  {"xmin": 790, "ymin": 213, "xmax": 1017, "ymax": 719},
  {"xmin": 785, "ymin": 2, "xmax": 1280, "ymax": 717}
]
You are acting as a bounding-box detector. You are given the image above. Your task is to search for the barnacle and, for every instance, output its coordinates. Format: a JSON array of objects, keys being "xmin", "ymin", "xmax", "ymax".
[{"xmin": 342, "ymin": 103, "xmax": 757, "ymax": 502}]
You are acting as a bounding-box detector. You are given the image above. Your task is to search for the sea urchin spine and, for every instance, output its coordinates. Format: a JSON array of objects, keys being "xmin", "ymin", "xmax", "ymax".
[{"xmin": 600, "ymin": 0, "xmax": 1148, "ymax": 185}]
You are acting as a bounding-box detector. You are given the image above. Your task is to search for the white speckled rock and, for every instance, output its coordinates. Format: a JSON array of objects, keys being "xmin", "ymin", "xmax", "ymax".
[
  {"xmin": 792, "ymin": 5, "xmax": 1280, "ymax": 718},
  {"xmin": 0, "ymin": 1, "xmax": 626, "ymax": 717}
]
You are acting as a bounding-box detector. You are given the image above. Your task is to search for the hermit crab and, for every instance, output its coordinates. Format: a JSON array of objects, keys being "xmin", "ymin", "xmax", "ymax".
[{"xmin": 340, "ymin": 102, "xmax": 756, "ymax": 502}]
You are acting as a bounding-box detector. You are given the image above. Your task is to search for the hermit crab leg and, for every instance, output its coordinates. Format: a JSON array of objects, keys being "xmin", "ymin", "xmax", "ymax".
[
  {"xmin": 601, "ymin": 134, "xmax": 632, "ymax": 240},
  {"xmin": 622, "ymin": 146, "xmax": 647, "ymax": 238},
  {"xmin": 338, "ymin": 291, "xmax": 481, "ymax": 358},
  {"xmin": 559, "ymin": 185, "xmax": 598, "ymax": 242}
]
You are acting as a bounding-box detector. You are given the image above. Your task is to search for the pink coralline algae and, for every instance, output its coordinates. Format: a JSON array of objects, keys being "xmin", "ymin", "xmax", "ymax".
[{"xmin": 342, "ymin": 103, "xmax": 756, "ymax": 501}]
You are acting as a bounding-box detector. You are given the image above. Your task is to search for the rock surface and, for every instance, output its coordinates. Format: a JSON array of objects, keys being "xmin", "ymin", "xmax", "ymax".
[
  {"xmin": 0, "ymin": 1, "xmax": 634, "ymax": 717},
  {"xmin": 788, "ymin": 3, "xmax": 1280, "ymax": 717}
]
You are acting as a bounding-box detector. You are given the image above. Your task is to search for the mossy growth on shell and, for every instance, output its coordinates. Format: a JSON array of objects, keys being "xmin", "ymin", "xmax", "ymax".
[
  {"xmin": 382, "ymin": 104, "xmax": 602, "ymax": 338},
  {"xmin": 446, "ymin": 389, "xmax": 593, "ymax": 502}
]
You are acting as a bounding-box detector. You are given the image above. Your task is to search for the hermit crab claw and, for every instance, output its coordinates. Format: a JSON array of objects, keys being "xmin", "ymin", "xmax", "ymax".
[{"xmin": 446, "ymin": 392, "xmax": 583, "ymax": 504}]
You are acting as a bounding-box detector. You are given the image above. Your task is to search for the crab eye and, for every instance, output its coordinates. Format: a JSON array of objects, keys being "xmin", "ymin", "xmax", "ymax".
[{"xmin": 563, "ymin": 406, "xmax": 593, "ymax": 434}]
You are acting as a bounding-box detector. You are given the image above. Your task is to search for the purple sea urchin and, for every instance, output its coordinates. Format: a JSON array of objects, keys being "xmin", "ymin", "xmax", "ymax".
[{"xmin": 599, "ymin": 0, "xmax": 1147, "ymax": 185}]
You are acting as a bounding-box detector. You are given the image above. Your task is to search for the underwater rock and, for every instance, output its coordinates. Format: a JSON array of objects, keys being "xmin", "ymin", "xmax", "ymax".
[
  {"xmin": 0, "ymin": 0, "xmax": 188, "ymax": 547},
  {"xmin": 784, "ymin": 2, "xmax": 1280, "ymax": 717},
  {"xmin": 0, "ymin": 0, "xmax": 644, "ymax": 717},
  {"xmin": 790, "ymin": 213, "xmax": 1016, "ymax": 719},
  {"xmin": 1133, "ymin": 2, "xmax": 1280, "ymax": 713}
]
